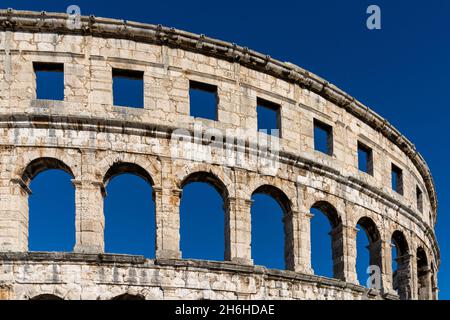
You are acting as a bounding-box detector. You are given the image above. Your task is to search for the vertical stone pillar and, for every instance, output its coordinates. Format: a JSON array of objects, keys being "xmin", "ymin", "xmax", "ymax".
[
  {"xmin": 426, "ymin": 270, "xmax": 433, "ymax": 300},
  {"xmin": 379, "ymin": 237, "xmax": 405, "ymax": 295},
  {"xmin": 384, "ymin": 239, "xmax": 394, "ymax": 292},
  {"xmin": 0, "ymin": 178, "xmax": 29, "ymax": 252},
  {"xmin": 73, "ymin": 179, "xmax": 105, "ymax": 253},
  {"xmin": 395, "ymin": 253, "xmax": 413, "ymax": 300},
  {"xmin": 154, "ymin": 187, "xmax": 182, "ymax": 259},
  {"xmin": 417, "ymin": 267, "xmax": 433, "ymax": 300},
  {"xmin": 224, "ymin": 197, "xmax": 253, "ymax": 265},
  {"xmin": 334, "ymin": 223, "xmax": 358, "ymax": 284},
  {"xmin": 411, "ymin": 250, "xmax": 418, "ymax": 300},
  {"xmin": 287, "ymin": 210, "xmax": 312, "ymax": 273},
  {"xmin": 431, "ymin": 273, "xmax": 438, "ymax": 300},
  {"xmin": 368, "ymin": 239, "xmax": 391, "ymax": 292},
  {"xmin": 331, "ymin": 223, "xmax": 345, "ymax": 281}
]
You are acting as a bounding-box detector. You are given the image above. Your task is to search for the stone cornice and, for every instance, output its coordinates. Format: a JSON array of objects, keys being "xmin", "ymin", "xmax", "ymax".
[{"xmin": 0, "ymin": 9, "xmax": 437, "ymax": 217}]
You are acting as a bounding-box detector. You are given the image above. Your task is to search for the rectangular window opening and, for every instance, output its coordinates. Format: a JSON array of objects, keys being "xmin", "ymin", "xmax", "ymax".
[
  {"xmin": 314, "ymin": 119, "xmax": 333, "ymax": 155},
  {"xmin": 416, "ymin": 186, "xmax": 423, "ymax": 213},
  {"xmin": 33, "ymin": 62, "xmax": 64, "ymax": 101},
  {"xmin": 357, "ymin": 141, "xmax": 373, "ymax": 175},
  {"xmin": 112, "ymin": 68, "xmax": 144, "ymax": 108},
  {"xmin": 189, "ymin": 80, "xmax": 218, "ymax": 121},
  {"xmin": 257, "ymin": 98, "xmax": 281, "ymax": 137},
  {"xmin": 391, "ymin": 164, "xmax": 404, "ymax": 195}
]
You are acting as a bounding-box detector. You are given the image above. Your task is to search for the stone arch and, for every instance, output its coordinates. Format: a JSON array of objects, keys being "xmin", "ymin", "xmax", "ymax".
[
  {"xmin": 103, "ymin": 162, "xmax": 154, "ymax": 187},
  {"xmin": 251, "ymin": 184, "xmax": 294, "ymax": 270},
  {"xmin": 391, "ymin": 230, "xmax": 411, "ymax": 300},
  {"xmin": 355, "ymin": 216, "xmax": 382, "ymax": 286},
  {"xmin": 12, "ymin": 148, "xmax": 81, "ymax": 183},
  {"xmin": 246, "ymin": 176, "xmax": 297, "ymax": 212},
  {"xmin": 301, "ymin": 187, "xmax": 347, "ymax": 222},
  {"xmin": 96, "ymin": 153, "xmax": 161, "ymax": 189},
  {"xmin": 98, "ymin": 287, "xmax": 163, "ymax": 300},
  {"xmin": 392, "ymin": 230, "xmax": 409, "ymax": 255},
  {"xmin": 111, "ymin": 293, "xmax": 145, "ymax": 300},
  {"xmin": 22, "ymin": 157, "xmax": 75, "ymax": 186},
  {"xmin": 354, "ymin": 213, "xmax": 384, "ymax": 288},
  {"xmin": 21, "ymin": 157, "xmax": 76, "ymax": 252},
  {"xmin": 417, "ymin": 246, "xmax": 432, "ymax": 300},
  {"xmin": 252, "ymin": 184, "xmax": 292, "ymax": 215},
  {"xmin": 175, "ymin": 162, "xmax": 233, "ymax": 198},
  {"xmin": 310, "ymin": 200, "xmax": 344, "ymax": 280},
  {"xmin": 30, "ymin": 294, "xmax": 63, "ymax": 300},
  {"xmin": 356, "ymin": 217, "xmax": 380, "ymax": 243},
  {"xmin": 102, "ymin": 161, "xmax": 156, "ymax": 257},
  {"xmin": 311, "ymin": 201, "xmax": 341, "ymax": 228},
  {"xmin": 179, "ymin": 170, "xmax": 229, "ymax": 261},
  {"xmin": 179, "ymin": 171, "xmax": 229, "ymax": 200}
]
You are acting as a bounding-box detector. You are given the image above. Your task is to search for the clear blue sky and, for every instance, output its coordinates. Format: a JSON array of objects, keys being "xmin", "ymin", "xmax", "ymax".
[{"xmin": 3, "ymin": 0, "xmax": 449, "ymax": 299}]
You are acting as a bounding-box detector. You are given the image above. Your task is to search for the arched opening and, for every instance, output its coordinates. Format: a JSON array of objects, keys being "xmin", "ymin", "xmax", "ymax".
[
  {"xmin": 310, "ymin": 201, "xmax": 342, "ymax": 279},
  {"xmin": 103, "ymin": 162, "xmax": 155, "ymax": 258},
  {"xmin": 251, "ymin": 185, "xmax": 292, "ymax": 270},
  {"xmin": 30, "ymin": 294, "xmax": 63, "ymax": 300},
  {"xmin": 180, "ymin": 171, "xmax": 227, "ymax": 261},
  {"xmin": 111, "ymin": 293, "xmax": 145, "ymax": 300},
  {"xmin": 356, "ymin": 217, "xmax": 381, "ymax": 288},
  {"xmin": 26, "ymin": 158, "xmax": 75, "ymax": 252},
  {"xmin": 391, "ymin": 230, "xmax": 411, "ymax": 299},
  {"xmin": 417, "ymin": 247, "xmax": 431, "ymax": 300}
]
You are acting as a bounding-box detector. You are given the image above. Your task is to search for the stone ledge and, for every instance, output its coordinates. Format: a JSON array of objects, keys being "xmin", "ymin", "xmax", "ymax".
[{"xmin": 0, "ymin": 252, "xmax": 147, "ymax": 265}]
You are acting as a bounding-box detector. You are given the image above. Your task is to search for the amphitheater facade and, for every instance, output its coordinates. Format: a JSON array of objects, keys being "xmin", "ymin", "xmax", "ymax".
[{"xmin": 0, "ymin": 9, "xmax": 439, "ymax": 300}]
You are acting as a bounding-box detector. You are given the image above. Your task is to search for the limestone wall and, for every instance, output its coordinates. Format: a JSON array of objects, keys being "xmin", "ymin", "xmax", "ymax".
[{"xmin": 0, "ymin": 10, "xmax": 439, "ymax": 300}]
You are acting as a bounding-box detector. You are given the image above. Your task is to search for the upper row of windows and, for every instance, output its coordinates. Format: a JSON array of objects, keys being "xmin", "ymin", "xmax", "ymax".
[
  {"xmin": 33, "ymin": 63, "xmax": 425, "ymax": 213},
  {"xmin": 313, "ymin": 118, "xmax": 424, "ymax": 212}
]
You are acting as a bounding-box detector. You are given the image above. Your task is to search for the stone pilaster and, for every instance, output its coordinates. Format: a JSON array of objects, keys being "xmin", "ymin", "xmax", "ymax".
[
  {"xmin": 0, "ymin": 178, "xmax": 30, "ymax": 252},
  {"xmin": 154, "ymin": 187, "xmax": 182, "ymax": 259},
  {"xmin": 367, "ymin": 239, "xmax": 391, "ymax": 293},
  {"xmin": 224, "ymin": 197, "xmax": 253, "ymax": 265},
  {"xmin": 417, "ymin": 267, "xmax": 433, "ymax": 300},
  {"xmin": 383, "ymin": 239, "xmax": 394, "ymax": 294},
  {"xmin": 72, "ymin": 179, "xmax": 105, "ymax": 254},
  {"xmin": 287, "ymin": 210, "xmax": 313, "ymax": 273},
  {"xmin": 394, "ymin": 253, "xmax": 413, "ymax": 300},
  {"xmin": 378, "ymin": 237, "xmax": 409, "ymax": 296},
  {"xmin": 410, "ymin": 249, "xmax": 418, "ymax": 300},
  {"xmin": 432, "ymin": 273, "xmax": 439, "ymax": 300},
  {"xmin": 334, "ymin": 223, "xmax": 358, "ymax": 284}
]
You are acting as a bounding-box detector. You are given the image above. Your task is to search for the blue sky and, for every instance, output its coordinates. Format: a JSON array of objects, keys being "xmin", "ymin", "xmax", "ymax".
[{"xmin": 3, "ymin": 0, "xmax": 449, "ymax": 299}]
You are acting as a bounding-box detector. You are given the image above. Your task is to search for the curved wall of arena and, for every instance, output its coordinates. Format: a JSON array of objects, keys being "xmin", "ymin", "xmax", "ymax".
[{"xmin": 0, "ymin": 9, "xmax": 439, "ymax": 300}]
